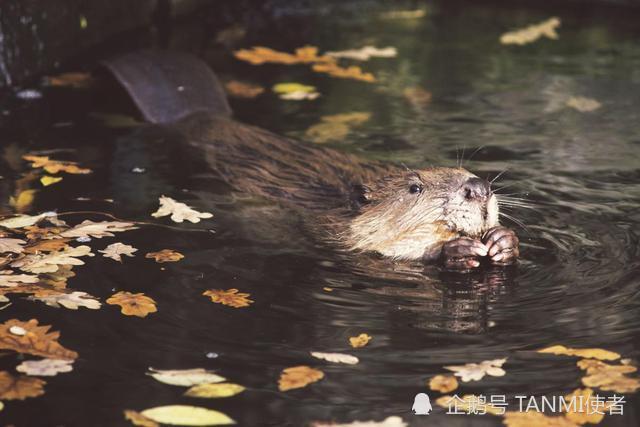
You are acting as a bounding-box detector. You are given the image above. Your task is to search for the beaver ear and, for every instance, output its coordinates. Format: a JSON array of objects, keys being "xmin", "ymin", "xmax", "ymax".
[{"xmin": 351, "ymin": 184, "xmax": 372, "ymax": 207}]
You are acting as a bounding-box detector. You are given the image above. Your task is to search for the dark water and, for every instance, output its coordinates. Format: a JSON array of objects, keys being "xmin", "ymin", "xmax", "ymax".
[{"xmin": 1, "ymin": 1, "xmax": 640, "ymax": 426}]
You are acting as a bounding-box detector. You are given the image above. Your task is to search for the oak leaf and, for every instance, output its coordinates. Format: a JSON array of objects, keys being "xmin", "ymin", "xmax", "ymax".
[
  {"xmin": 107, "ymin": 291, "xmax": 157, "ymax": 317},
  {"xmin": 577, "ymin": 359, "xmax": 640, "ymax": 393},
  {"xmin": 538, "ymin": 345, "xmax": 620, "ymax": 361},
  {"xmin": 562, "ymin": 388, "xmax": 609, "ymax": 425},
  {"xmin": 152, "ymin": 196, "xmax": 213, "ymax": 223},
  {"xmin": 0, "ymin": 273, "xmax": 39, "ymax": 287},
  {"xmin": 31, "ymin": 291, "xmax": 101, "ymax": 310},
  {"xmin": 444, "ymin": 358, "xmax": 507, "ymax": 382},
  {"xmin": 203, "ymin": 288, "xmax": 253, "ymax": 308},
  {"xmin": 0, "ymin": 318, "xmax": 77, "ymax": 360},
  {"xmin": 428, "ymin": 375, "xmax": 459, "ymax": 393},
  {"xmin": 0, "ymin": 371, "xmax": 46, "ymax": 400},
  {"xmin": 278, "ymin": 365, "xmax": 324, "ymax": 391},
  {"xmin": 349, "ymin": 333, "xmax": 372, "ymax": 348},
  {"xmin": 60, "ymin": 220, "xmax": 138, "ymax": 239},
  {"xmin": 16, "ymin": 358, "xmax": 74, "ymax": 376},
  {"xmin": 0, "ymin": 238, "xmax": 27, "ymax": 254},
  {"xmin": 146, "ymin": 249, "xmax": 184, "ymax": 263},
  {"xmin": 99, "ymin": 242, "xmax": 137, "ymax": 262},
  {"xmin": 23, "ymin": 239, "xmax": 70, "ymax": 254},
  {"xmin": 234, "ymin": 45, "xmax": 332, "ymax": 65},
  {"xmin": 11, "ymin": 245, "xmax": 94, "ymax": 273}
]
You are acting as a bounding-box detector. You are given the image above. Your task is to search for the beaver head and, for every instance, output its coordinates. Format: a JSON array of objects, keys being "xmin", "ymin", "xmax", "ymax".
[{"xmin": 347, "ymin": 167, "xmax": 499, "ymax": 260}]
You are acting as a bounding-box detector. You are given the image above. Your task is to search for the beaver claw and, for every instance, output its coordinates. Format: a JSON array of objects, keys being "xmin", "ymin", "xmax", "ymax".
[
  {"xmin": 441, "ymin": 237, "xmax": 488, "ymax": 270},
  {"xmin": 482, "ymin": 226, "xmax": 519, "ymax": 265}
]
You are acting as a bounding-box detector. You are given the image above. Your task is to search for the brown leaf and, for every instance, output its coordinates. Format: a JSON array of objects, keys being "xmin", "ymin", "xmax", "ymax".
[
  {"xmin": 0, "ymin": 371, "xmax": 46, "ymax": 400},
  {"xmin": 23, "ymin": 155, "xmax": 91, "ymax": 174},
  {"xmin": 349, "ymin": 333, "xmax": 372, "ymax": 348},
  {"xmin": 225, "ymin": 81, "xmax": 265, "ymax": 98},
  {"xmin": 0, "ymin": 318, "xmax": 78, "ymax": 360},
  {"xmin": 124, "ymin": 410, "xmax": 160, "ymax": 427},
  {"xmin": 278, "ymin": 365, "xmax": 324, "ymax": 391},
  {"xmin": 23, "ymin": 239, "xmax": 71, "ymax": 254},
  {"xmin": 107, "ymin": 291, "xmax": 157, "ymax": 318},
  {"xmin": 145, "ymin": 249, "xmax": 184, "ymax": 263},
  {"xmin": 45, "ymin": 72, "xmax": 94, "ymax": 89},
  {"xmin": 234, "ymin": 45, "xmax": 332, "ymax": 65},
  {"xmin": 428, "ymin": 375, "xmax": 458, "ymax": 393},
  {"xmin": 203, "ymin": 289, "xmax": 253, "ymax": 308},
  {"xmin": 312, "ymin": 62, "xmax": 375, "ymax": 82},
  {"xmin": 23, "ymin": 226, "xmax": 67, "ymax": 241}
]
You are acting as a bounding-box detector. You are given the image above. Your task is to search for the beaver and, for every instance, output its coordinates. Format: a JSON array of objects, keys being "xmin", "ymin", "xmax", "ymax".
[{"xmin": 104, "ymin": 51, "xmax": 519, "ymax": 270}]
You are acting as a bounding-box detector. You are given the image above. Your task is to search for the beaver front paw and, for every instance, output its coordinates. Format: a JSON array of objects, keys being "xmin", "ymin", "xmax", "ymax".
[
  {"xmin": 482, "ymin": 226, "xmax": 519, "ymax": 264},
  {"xmin": 441, "ymin": 237, "xmax": 488, "ymax": 270}
]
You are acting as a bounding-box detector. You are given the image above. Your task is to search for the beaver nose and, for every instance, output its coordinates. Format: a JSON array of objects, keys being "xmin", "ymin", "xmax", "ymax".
[{"xmin": 463, "ymin": 177, "xmax": 491, "ymax": 200}]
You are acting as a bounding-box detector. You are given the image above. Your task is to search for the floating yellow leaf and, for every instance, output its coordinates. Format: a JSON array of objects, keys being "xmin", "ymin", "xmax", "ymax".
[
  {"xmin": 185, "ymin": 383, "xmax": 245, "ymax": 398},
  {"xmin": 577, "ymin": 359, "xmax": 640, "ymax": 393},
  {"xmin": 562, "ymin": 388, "xmax": 609, "ymax": 425},
  {"xmin": 310, "ymin": 351, "xmax": 359, "ymax": 365},
  {"xmin": 107, "ymin": 292, "xmax": 157, "ymax": 318},
  {"xmin": 538, "ymin": 345, "xmax": 620, "ymax": 361},
  {"xmin": 124, "ymin": 410, "xmax": 159, "ymax": 427},
  {"xmin": 146, "ymin": 249, "xmax": 184, "ymax": 263},
  {"xmin": 0, "ymin": 371, "xmax": 46, "ymax": 400},
  {"xmin": 141, "ymin": 405, "xmax": 235, "ymax": 426},
  {"xmin": 203, "ymin": 289, "xmax": 253, "ymax": 308},
  {"xmin": 272, "ymin": 82, "xmax": 316, "ymax": 94},
  {"xmin": 566, "ymin": 97, "xmax": 601, "ymax": 112},
  {"xmin": 45, "ymin": 72, "xmax": 93, "ymax": 88},
  {"xmin": 312, "ymin": 62, "xmax": 375, "ymax": 82},
  {"xmin": 0, "ymin": 318, "xmax": 78, "ymax": 360},
  {"xmin": 147, "ymin": 368, "xmax": 225, "ymax": 387},
  {"xmin": 40, "ymin": 176, "xmax": 63, "ymax": 186},
  {"xmin": 10, "ymin": 189, "xmax": 37, "ymax": 212},
  {"xmin": 23, "ymin": 155, "xmax": 91, "ymax": 174},
  {"xmin": 224, "ymin": 80, "xmax": 265, "ymax": 98},
  {"xmin": 500, "ymin": 17, "xmax": 561, "ymax": 46},
  {"xmin": 428, "ymin": 375, "xmax": 458, "ymax": 393},
  {"xmin": 503, "ymin": 411, "xmax": 578, "ymax": 427},
  {"xmin": 278, "ymin": 365, "xmax": 324, "ymax": 391},
  {"xmin": 435, "ymin": 394, "xmax": 504, "ymax": 416},
  {"xmin": 349, "ymin": 333, "xmax": 372, "ymax": 348},
  {"xmin": 234, "ymin": 45, "xmax": 332, "ymax": 65}
]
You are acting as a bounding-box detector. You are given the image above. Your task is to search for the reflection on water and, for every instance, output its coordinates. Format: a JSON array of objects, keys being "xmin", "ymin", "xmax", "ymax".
[{"xmin": 1, "ymin": 0, "xmax": 640, "ymax": 425}]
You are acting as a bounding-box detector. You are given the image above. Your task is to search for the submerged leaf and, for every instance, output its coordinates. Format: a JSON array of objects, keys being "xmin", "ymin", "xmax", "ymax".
[
  {"xmin": 500, "ymin": 17, "xmax": 561, "ymax": 46},
  {"xmin": 147, "ymin": 368, "xmax": 226, "ymax": 387},
  {"xmin": 0, "ymin": 318, "xmax": 78, "ymax": 360},
  {"xmin": 0, "ymin": 371, "xmax": 46, "ymax": 400},
  {"xmin": 538, "ymin": 345, "xmax": 620, "ymax": 361},
  {"xmin": 349, "ymin": 333, "xmax": 372, "ymax": 348},
  {"xmin": 444, "ymin": 358, "xmax": 507, "ymax": 382},
  {"xmin": 184, "ymin": 383, "xmax": 245, "ymax": 398},
  {"xmin": 278, "ymin": 365, "xmax": 324, "ymax": 391},
  {"xmin": 203, "ymin": 289, "xmax": 253, "ymax": 308},
  {"xmin": 152, "ymin": 196, "xmax": 213, "ymax": 223},
  {"xmin": 141, "ymin": 405, "xmax": 235, "ymax": 426},
  {"xmin": 428, "ymin": 375, "xmax": 459, "ymax": 393},
  {"xmin": 16, "ymin": 358, "xmax": 74, "ymax": 376},
  {"xmin": 310, "ymin": 351, "xmax": 359, "ymax": 365},
  {"xmin": 107, "ymin": 292, "xmax": 157, "ymax": 318},
  {"xmin": 146, "ymin": 249, "xmax": 184, "ymax": 263},
  {"xmin": 99, "ymin": 242, "xmax": 137, "ymax": 262}
]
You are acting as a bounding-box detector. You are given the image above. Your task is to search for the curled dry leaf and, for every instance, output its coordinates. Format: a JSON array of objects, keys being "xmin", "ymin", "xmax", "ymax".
[
  {"xmin": 538, "ymin": 345, "xmax": 620, "ymax": 361},
  {"xmin": 310, "ymin": 351, "xmax": 359, "ymax": 365},
  {"xmin": 312, "ymin": 416, "xmax": 408, "ymax": 427},
  {"xmin": 278, "ymin": 365, "xmax": 324, "ymax": 391},
  {"xmin": 500, "ymin": 17, "xmax": 561, "ymax": 46},
  {"xmin": 99, "ymin": 242, "xmax": 137, "ymax": 262},
  {"xmin": 146, "ymin": 249, "xmax": 184, "ymax": 263},
  {"xmin": 444, "ymin": 358, "xmax": 507, "ymax": 382},
  {"xmin": 349, "ymin": 333, "xmax": 372, "ymax": 348},
  {"xmin": 107, "ymin": 292, "xmax": 157, "ymax": 318},
  {"xmin": 147, "ymin": 368, "xmax": 225, "ymax": 387},
  {"xmin": 0, "ymin": 318, "xmax": 78, "ymax": 360},
  {"xmin": 566, "ymin": 97, "xmax": 601, "ymax": 112},
  {"xmin": 152, "ymin": 196, "xmax": 213, "ymax": 223},
  {"xmin": 0, "ymin": 238, "xmax": 27, "ymax": 254},
  {"xmin": 503, "ymin": 411, "xmax": 579, "ymax": 427},
  {"xmin": 326, "ymin": 46, "xmax": 397, "ymax": 61},
  {"xmin": 203, "ymin": 289, "xmax": 253, "ymax": 308},
  {"xmin": 16, "ymin": 358, "xmax": 74, "ymax": 376},
  {"xmin": 0, "ymin": 371, "xmax": 46, "ymax": 400},
  {"xmin": 60, "ymin": 220, "xmax": 138, "ymax": 239},
  {"xmin": 141, "ymin": 405, "xmax": 235, "ymax": 426},
  {"xmin": 124, "ymin": 410, "xmax": 159, "ymax": 427},
  {"xmin": 225, "ymin": 80, "xmax": 265, "ymax": 98},
  {"xmin": 435, "ymin": 394, "xmax": 505, "ymax": 416},
  {"xmin": 11, "ymin": 245, "xmax": 94, "ymax": 273},
  {"xmin": 30, "ymin": 291, "xmax": 101, "ymax": 310},
  {"xmin": 184, "ymin": 383, "xmax": 245, "ymax": 398},
  {"xmin": 23, "ymin": 155, "xmax": 91, "ymax": 174},
  {"xmin": 577, "ymin": 359, "xmax": 640, "ymax": 393},
  {"xmin": 234, "ymin": 45, "xmax": 332, "ymax": 65},
  {"xmin": 312, "ymin": 62, "xmax": 375, "ymax": 82},
  {"xmin": 429, "ymin": 375, "xmax": 459, "ymax": 393}
]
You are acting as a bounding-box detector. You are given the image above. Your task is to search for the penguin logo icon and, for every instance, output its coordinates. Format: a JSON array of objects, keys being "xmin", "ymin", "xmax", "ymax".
[{"xmin": 412, "ymin": 392, "xmax": 432, "ymax": 415}]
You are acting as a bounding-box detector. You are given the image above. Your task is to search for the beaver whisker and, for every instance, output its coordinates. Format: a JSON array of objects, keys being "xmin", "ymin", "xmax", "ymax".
[
  {"xmin": 499, "ymin": 211, "xmax": 529, "ymax": 234},
  {"xmin": 490, "ymin": 170, "xmax": 508, "ymax": 184}
]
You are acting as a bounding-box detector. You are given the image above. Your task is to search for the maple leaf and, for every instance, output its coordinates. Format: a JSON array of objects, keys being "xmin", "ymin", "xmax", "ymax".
[
  {"xmin": 11, "ymin": 245, "xmax": 94, "ymax": 273},
  {"xmin": 124, "ymin": 410, "xmax": 160, "ymax": 427},
  {"xmin": 107, "ymin": 291, "xmax": 157, "ymax": 318},
  {"xmin": 444, "ymin": 358, "xmax": 507, "ymax": 382},
  {"xmin": 145, "ymin": 249, "xmax": 184, "ymax": 263},
  {"xmin": 0, "ymin": 371, "xmax": 46, "ymax": 400},
  {"xmin": 151, "ymin": 196, "xmax": 213, "ymax": 223},
  {"xmin": 278, "ymin": 365, "xmax": 324, "ymax": 391},
  {"xmin": 428, "ymin": 375, "xmax": 459, "ymax": 393},
  {"xmin": 99, "ymin": 243, "xmax": 137, "ymax": 262},
  {"xmin": 310, "ymin": 351, "xmax": 359, "ymax": 365},
  {"xmin": 349, "ymin": 333, "xmax": 372, "ymax": 348},
  {"xmin": 0, "ymin": 318, "xmax": 78, "ymax": 360},
  {"xmin": 60, "ymin": 220, "xmax": 138, "ymax": 239},
  {"xmin": 23, "ymin": 155, "xmax": 92, "ymax": 174},
  {"xmin": 0, "ymin": 238, "xmax": 27, "ymax": 254},
  {"xmin": 16, "ymin": 358, "xmax": 74, "ymax": 376},
  {"xmin": 31, "ymin": 291, "xmax": 101, "ymax": 310},
  {"xmin": 203, "ymin": 289, "xmax": 253, "ymax": 308}
]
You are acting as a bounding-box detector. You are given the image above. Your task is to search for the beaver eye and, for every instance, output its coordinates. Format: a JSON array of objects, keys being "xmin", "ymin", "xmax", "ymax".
[{"xmin": 409, "ymin": 184, "xmax": 422, "ymax": 194}]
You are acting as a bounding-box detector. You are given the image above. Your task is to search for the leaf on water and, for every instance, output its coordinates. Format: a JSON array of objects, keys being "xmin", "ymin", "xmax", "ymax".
[
  {"xmin": 124, "ymin": 410, "xmax": 160, "ymax": 427},
  {"xmin": 107, "ymin": 291, "xmax": 157, "ymax": 318},
  {"xmin": 428, "ymin": 374, "xmax": 459, "ymax": 393},
  {"xmin": 10, "ymin": 189, "xmax": 37, "ymax": 213},
  {"xmin": 184, "ymin": 383, "xmax": 245, "ymax": 398},
  {"xmin": 500, "ymin": 17, "xmax": 561, "ymax": 46},
  {"xmin": 273, "ymin": 83, "xmax": 316, "ymax": 94},
  {"xmin": 577, "ymin": 359, "xmax": 640, "ymax": 393},
  {"xmin": 326, "ymin": 46, "xmax": 397, "ymax": 61},
  {"xmin": 44, "ymin": 72, "xmax": 94, "ymax": 89},
  {"xmin": 11, "ymin": 245, "xmax": 94, "ymax": 273},
  {"xmin": 312, "ymin": 62, "xmax": 376, "ymax": 82},
  {"xmin": 312, "ymin": 416, "xmax": 408, "ymax": 427},
  {"xmin": 280, "ymin": 91, "xmax": 320, "ymax": 100},
  {"xmin": 234, "ymin": 45, "xmax": 332, "ymax": 65},
  {"xmin": 562, "ymin": 388, "xmax": 609, "ymax": 425},
  {"xmin": 310, "ymin": 351, "xmax": 359, "ymax": 365},
  {"xmin": 152, "ymin": 196, "xmax": 213, "ymax": 223},
  {"xmin": 23, "ymin": 155, "xmax": 91, "ymax": 174},
  {"xmin": 30, "ymin": 291, "xmax": 101, "ymax": 310},
  {"xmin": 0, "ymin": 213, "xmax": 49, "ymax": 229},
  {"xmin": 40, "ymin": 176, "xmax": 63, "ymax": 186},
  {"xmin": 349, "ymin": 333, "xmax": 372, "ymax": 348},
  {"xmin": 0, "ymin": 371, "xmax": 46, "ymax": 400},
  {"xmin": 141, "ymin": 405, "xmax": 235, "ymax": 426},
  {"xmin": 444, "ymin": 358, "xmax": 507, "ymax": 382},
  {"xmin": 538, "ymin": 345, "xmax": 620, "ymax": 361},
  {"xmin": 203, "ymin": 289, "xmax": 253, "ymax": 308},
  {"xmin": 305, "ymin": 112, "xmax": 371, "ymax": 144},
  {"xmin": 16, "ymin": 358, "xmax": 74, "ymax": 376},
  {"xmin": 0, "ymin": 318, "xmax": 78, "ymax": 360},
  {"xmin": 436, "ymin": 394, "xmax": 505, "ymax": 416},
  {"xmin": 23, "ymin": 226, "xmax": 67, "ymax": 241},
  {"xmin": 147, "ymin": 368, "xmax": 226, "ymax": 387},
  {"xmin": 379, "ymin": 9, "xmax": 427, "ymax": 20},
  {"xmin": 0, "ymin": 273, "xmax": 39, "ymax": 287},
  {"xmin": 224, "ymin": 80, "xmax": 265, "ymax": 98},
  {"xmin": 146, "ymin": 249, "xmax": 184, "ymax": 263},
  {"xmin": 99, "ymin": 242, "xmax": 138, "ymax": 262},
  {"xmin": 278, "ymin": 365, "xmax": 324, "ymax": 391},
  {"xmin": 566, "ymin": 97, "xmax": 601, "ymax": 112},
  {"xmin": 503, "ymin": 411, "xmax": 579, "ymax": 427},
  {"xmin": 60, "ymin": 220, "xmax": 138, "ymax": 239},
  {"xmin": 0, "ymin": 238, "xmax": 27, "ymax": 254}
]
